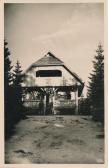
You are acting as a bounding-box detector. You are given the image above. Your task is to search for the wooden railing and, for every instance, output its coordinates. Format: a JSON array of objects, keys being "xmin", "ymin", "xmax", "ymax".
[{"xmin": 23, "ymin": 100, "xmax": 40, "ymax": 108}]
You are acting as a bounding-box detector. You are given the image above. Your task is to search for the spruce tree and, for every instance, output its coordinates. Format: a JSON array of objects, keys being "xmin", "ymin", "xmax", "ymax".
[
  {"xmin": 4, "ymin": 41, "xmax": 14, "ymax": 137},
  {"xmin": 4, "ymin": 41, "xmax": 13, "ymax": 88},
  {"xmin": 13, "ymin": 60, "xmax": 23, "ymax": 86},
  {"xmin": 13, "ymin": 60, "xmax": 24, "ymax": 120},
  {"xmin": 87, "ymin": 44, "xmax": 104, "ymax": 122}
]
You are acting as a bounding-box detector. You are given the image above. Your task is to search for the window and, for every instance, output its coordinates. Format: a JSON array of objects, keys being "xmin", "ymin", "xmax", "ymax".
[{"xmin": 36, "ymin": 70, "xmax": 62, "ymax": 77}]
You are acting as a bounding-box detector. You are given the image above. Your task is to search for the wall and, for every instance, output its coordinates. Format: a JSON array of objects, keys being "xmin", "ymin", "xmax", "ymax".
[{"xmin": 22, "ymin": 65, "xmax": 80, "ymax": 87}]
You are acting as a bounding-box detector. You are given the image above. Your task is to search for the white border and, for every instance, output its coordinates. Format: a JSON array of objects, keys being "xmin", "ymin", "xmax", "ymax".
[{"xmin": 0, "ymin": 0, "xmax": 107, "ymax": 168}]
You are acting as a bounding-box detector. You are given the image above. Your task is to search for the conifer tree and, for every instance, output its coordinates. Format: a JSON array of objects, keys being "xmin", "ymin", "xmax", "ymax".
[
  {"xmin": 4, "ymin": 41, "xmax": 14, "ymax": 137},
  {"xmin": 13, "ymin": 60, "xmax": 24, "ymax": 120},
  {"xmin": 13, "ymin": 60, "xmax": 23, "ymax": 86},
  {"xmin": 87, "ymin": 44, "xmax": 104, "ymax": 122},
  {"xmin": 4, "ymin": 41, "xmax": 13, "ymax": 88}
]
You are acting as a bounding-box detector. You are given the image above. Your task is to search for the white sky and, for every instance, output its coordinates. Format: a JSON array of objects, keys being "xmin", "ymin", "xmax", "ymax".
[{"xmin": 4, "ymin": 3, "xmax": 104, "ymax": 97}]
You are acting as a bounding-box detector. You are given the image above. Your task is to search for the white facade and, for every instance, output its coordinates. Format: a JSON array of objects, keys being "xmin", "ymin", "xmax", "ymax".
[
  {"xmin": 22, "ymin": 65, "xmax": 80, "ymax": 87},
  {"xmin": 22, "ymin": 52, "xmax": 84, "ymax": 115}
]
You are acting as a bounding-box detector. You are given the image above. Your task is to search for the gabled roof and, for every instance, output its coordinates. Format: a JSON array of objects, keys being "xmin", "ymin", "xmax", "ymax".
[
  {"xmin": 33, "ymin": 52, "xmax": 64, "ymax": 66},
  {"xmin": 25, "ymin": 51, "xmax": 84, "ymax": 85},
  {"xmin": 26, "ymin": 52, "xmax": 64, "ymax": 73}
]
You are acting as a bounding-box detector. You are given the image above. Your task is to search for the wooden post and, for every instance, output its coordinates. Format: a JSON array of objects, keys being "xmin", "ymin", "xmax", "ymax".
[
  {"xmin": 52, "ymin": 93, "xmax": 55, "ymax": 115},
  {"xmin": 75, "ymin": 88, "xmax": 79, "ymax": 115},
  {"xmin": 44, "ymin": 95, "xmax": 46, "ymax": 116},
  {"xmin": 70, "ymin": 92, "xmax": 73, "ymax": 100},
  {"xmin": 52, "ymin": 88, "xmax": 57, "ymax": 115}
]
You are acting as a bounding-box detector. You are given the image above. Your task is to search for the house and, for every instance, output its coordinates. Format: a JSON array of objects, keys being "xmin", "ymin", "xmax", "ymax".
[{"xmin": 22, "ymin": 52, "xmax": 84, "ymax": 115}]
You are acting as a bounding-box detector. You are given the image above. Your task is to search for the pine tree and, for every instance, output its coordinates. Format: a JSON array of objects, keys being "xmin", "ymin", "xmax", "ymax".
[
  {"xmin": 4, "ymin": 41, "xmax": 14, "ymax": 138},
  {"xmin": 13, "ymin": 60, "xmax": 25, "ymax": 120},
  {"xmin": 87, "ymin": 44, "xmax": 104, "ymax": 122},
  {"xmin": 13, "ymin": 60, "xmax": 23, "ymax": 86},
  {"xmin": 4, "ymin": 41, "xmax": 13, "ymax": 88}
]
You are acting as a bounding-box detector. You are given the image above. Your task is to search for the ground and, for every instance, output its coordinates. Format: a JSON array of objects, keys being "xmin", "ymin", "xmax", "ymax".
[{"xmin": 5, "ymin": 115, "xmax": 104, "ymax": 164}]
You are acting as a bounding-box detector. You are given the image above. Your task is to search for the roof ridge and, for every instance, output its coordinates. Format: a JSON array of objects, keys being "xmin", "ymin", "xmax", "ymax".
[
  {"xmin": 46, "ymin": 51, "xmax": 64, "ymax": 63},
  {"xmin": 34, "ymin": 51, "xmax": 64, "ymax": 65}
]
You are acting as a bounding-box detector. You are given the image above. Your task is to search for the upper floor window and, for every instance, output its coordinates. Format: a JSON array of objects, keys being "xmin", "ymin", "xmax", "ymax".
[{"xmin": 36, "ymin": 70, "xmax": 62, "ymax": 77}]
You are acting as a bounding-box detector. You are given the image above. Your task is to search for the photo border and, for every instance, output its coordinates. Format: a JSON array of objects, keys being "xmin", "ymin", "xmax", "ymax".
[{"xmin": 0, "ymin": 0, "xmax": 108, "ymax": 167}]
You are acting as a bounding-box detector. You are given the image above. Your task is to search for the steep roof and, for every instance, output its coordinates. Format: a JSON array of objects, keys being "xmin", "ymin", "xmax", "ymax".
[
  {"xmin": 33, "ymin": 52, "xmax": 64, "ymax": 66},
  {"xmin": 25, "ymin": 51, "xmax": 84, "ymax": 85}
]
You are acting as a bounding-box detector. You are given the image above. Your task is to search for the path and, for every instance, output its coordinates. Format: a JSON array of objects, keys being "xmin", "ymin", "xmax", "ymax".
[{"xmin": 5, "ymin": 115, "xmax": 104, "ymax": 164}]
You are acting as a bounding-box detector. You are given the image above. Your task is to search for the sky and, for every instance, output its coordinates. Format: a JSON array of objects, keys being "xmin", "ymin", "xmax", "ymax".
[{"xmin": 4, "ymin": 3, "xmax": 104, "ymax": 96}]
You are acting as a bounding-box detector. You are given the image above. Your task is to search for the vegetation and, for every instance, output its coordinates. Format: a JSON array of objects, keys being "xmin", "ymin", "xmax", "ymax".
[
  {"xmin": 4, "ymin": 41, "xmax": 14, "ymax": 138},
  {"xmin": 13, "ymin": 60, "xmax": 25, "ymax": 120},
  {"xmin": 78, "ymin": 97, "xmax": 91, "ymax": 115},
  {"xmin": 87, "ymin": 44, "xmax": 104, "ymax": 122},
  {"xmin": 4, "ymin": 41, "xmax": 25, "ymax": 139}
]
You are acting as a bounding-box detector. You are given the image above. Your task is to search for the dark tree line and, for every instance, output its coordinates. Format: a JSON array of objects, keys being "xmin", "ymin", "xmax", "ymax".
[
  {"xmin": 78, "ymin": 97, "xmax": 91, "ymax": 115},
  {"xmin": 79, "ymin": 44, "xmax": 104, "ymax": 123},
  {"xmin": 87, "ymin": 44, "xmax": 104, "ymax": 122},
  {"xmin": 4, "ymin": 41, "xmax": 25, "ymax": 139}
]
